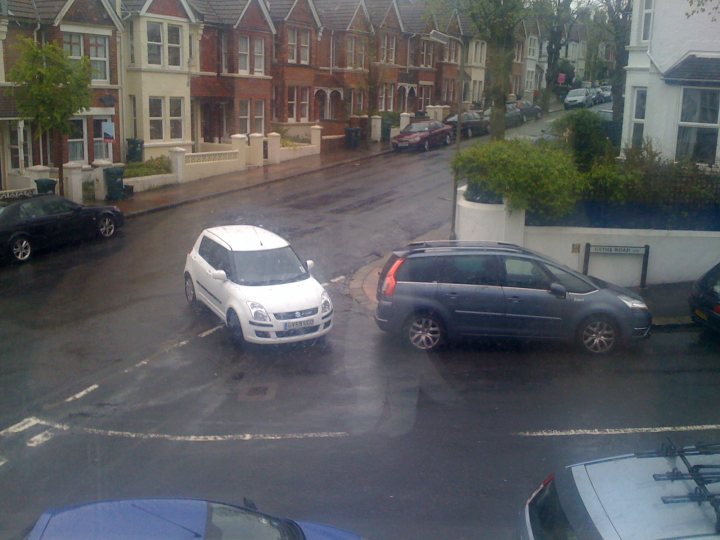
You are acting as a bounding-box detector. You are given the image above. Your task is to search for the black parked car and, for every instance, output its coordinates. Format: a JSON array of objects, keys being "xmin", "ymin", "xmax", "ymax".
[
  {"xmin": 443, "ymin": 111, "xmax": 489, "ymax": 138},
  {"xmin": 0, "ymin": 194, "xmax": 124, "ymax": 263},
  {"xmin": 689, "ymin": 261, "xmax": 720, "ymax": 333},
  {"xmin": 516, "ymin": 100, "xmax": 543, "ymax": 122},
  {"xmin": 374, "ymin": 241, "xmax": 652, "ymax": 354}
]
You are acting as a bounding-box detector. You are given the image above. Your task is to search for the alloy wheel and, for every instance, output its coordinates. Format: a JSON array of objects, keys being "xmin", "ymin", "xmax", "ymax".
[
  {"xmin": 406, "ymin": 314, "xmax": 444, "ymax": 351},
  {"xmin": 98, "ymin": 216, "xmax": 116, "ymax": 238},
  {"xmin": 11, "ymin": 237, "xmax": 32, "ymax": 262},
  {"xmin": 580, "ymin": 318, "xmax": 617, "ymax": 354}
]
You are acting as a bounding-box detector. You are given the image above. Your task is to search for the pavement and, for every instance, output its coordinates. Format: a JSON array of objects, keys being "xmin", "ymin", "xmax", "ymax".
[{"xmin": 105, "ymin": 136, "xmax": 695, "ymax": 329}]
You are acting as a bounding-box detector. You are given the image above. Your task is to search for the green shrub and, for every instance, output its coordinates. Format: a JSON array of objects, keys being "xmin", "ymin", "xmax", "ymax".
[
  {"xmin": 381, "ymin": 111, "xmax": 400, "ymax": 126},
  {"xmin": 123, "ymin": 155, "xmax": 171, "ymax": 178},
  {"xmin": 452, "ymin": 139, "xmax": 583, "ymax": 218},
  {"xmin": 552, "ymin": 109, "xmax": 611, "ymax": 172}
]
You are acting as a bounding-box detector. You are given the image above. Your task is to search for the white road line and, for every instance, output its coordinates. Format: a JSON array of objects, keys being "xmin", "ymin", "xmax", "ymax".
[
  {"xmin": 518, "ymin": 424, "xmax": 720, "ymax": 437},
  {"xmin": 199, "ymin": 325, "xmax": 224, "ymax": 338},
  {"xmin": 0, "ymin": 417, "xmax": 41, "ymax": 437},
  {"xmin": 0, "ymin": 456, "xmax": 7, "ymax": 467},
  {"xmin": 64, "ymin": 384, "xmax": 99, "ymax": 403},
  {"xmin": 33, "ymin": 417, "xmax": 348, "ymax": 443},
  {"xmin": 26, "ymin": 430, "xmax": 55, "ymax": 447},
  {"xmin": 330, "ymin": 275, "xmax": 346, "ymax": 283}
]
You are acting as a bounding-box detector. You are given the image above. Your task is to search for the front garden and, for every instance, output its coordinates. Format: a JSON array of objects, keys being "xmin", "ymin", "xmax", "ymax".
[{"xmin": 452, "ymin": 110, "xmax": 720, "ymax": 232}]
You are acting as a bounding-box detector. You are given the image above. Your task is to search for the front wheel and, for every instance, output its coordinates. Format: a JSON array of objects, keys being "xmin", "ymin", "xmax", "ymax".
[
  {"xmin": 466, "ymin": 127, "xmax": 473, "ymax": 138},
  {"xmin": 227, "ymin": 310, "xmax": 245, "ymax": 346},
  {"xmin": 577, "ymin": 315, "xmax": 619, "ymax": 355},
  {"xmin": 97, "ymin": 214, "xmax": 117, "ymax": 238},
  {"xmin": 422, "ymin": 140, "xmax": 430, "ymax": 152},
  {"xmin": 404, "ymin": 312, "xmax": 446, "ymax": 352},
  {"xmin": 444, "ymin": 134, "xmax": 451, "ymax": 146},
  {"xmin": 184, "ymin": 273, "xmax": 199, "ymax": 310},
  {"xmin": 10, "ymin": 235, "xmax": 32, "ymax": 263}
]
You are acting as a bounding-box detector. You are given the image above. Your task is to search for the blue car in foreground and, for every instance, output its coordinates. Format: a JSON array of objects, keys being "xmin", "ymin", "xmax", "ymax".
[{"xmin": 27, "ymin": 498, "xmax": 363, "ymax": 539}]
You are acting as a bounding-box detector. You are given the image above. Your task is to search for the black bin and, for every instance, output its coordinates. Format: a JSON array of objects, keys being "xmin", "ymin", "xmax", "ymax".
[
  {"xmin": 381, "ymin": 120, "xmax": 392, "ymax": 142},
  {"xmin": 35, "ymin": 178, "xmax": 57, "ymax": 194},
  {"xmin": 344, "ymin": 127, "xmax": 360, "ymax": 150},
  {"xmin": 104, "ymin": 167, "xmax": 126, "ymax": 201},
  {"xmin": 126, "ymin": 138, "xmax": 144, "ymax": 163}
]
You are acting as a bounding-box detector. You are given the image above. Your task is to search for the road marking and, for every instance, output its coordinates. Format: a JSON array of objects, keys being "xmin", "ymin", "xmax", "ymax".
[
  {"xmin": 518, "ymin": 424, "xmax": 720, "ymax": 437},
  {"xmin": 26, "ymin": 430, "xmax": 55, "ymax": 447},
  {"xmin": 0, "ymin": 417, "xmax": 41, "ymax": 437},
  {"xmin": 199, "ymin": 325, "xmax": 224, "ymax": 338},
  {"xmin": 0, "ymin": 456, "xmax": 7, "ymax": 467},
  {"xmin": 330, "ymin": 275, "xmax": 345, "ymax": 283},
  {"xmin": 23, "ymin": 417, "xmax": 348, "ymax": 443},
  {"xmin": 65, "ymin": 384, "xmax": 99, "ymax": 403}
]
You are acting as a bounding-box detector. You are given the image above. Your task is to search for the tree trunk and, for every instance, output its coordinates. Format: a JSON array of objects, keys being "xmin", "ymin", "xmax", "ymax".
[
  {"xmin": 488, "ymin": 41, "xmax": 511, "ymax": 140},
  {"xmin": 53, "ymin": 129, "xmax": 64, "ymax": 196}
]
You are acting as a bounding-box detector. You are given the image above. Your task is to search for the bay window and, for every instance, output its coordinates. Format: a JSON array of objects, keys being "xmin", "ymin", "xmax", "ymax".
[
  {"xmin": 254, "ymin": 100, "xmax": 265, "ymax": 133},
  {"xmin": 147, "ymin": 22, "xmax": 163, "ymax": 65},
  {"xmin": 254, "ymin": 37, "xmax": 264, "ymax": 75},
  {"xmin": 149, "ymin": 97, "xmax": 163, "ymax": 140},
  {"xmin": 676, "ymin": 88, "xmax": 719, "ymax": 165},
  {"xmin": 238, "ymin": 35, "xmax": 249, "ymax": 73},
  {"xmin": 169, "ymin": 97, "xmax": 183, "ymax": 139}
]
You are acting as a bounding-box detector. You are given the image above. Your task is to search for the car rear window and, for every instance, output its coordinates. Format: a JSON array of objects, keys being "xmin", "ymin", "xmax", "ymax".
[{"xmin": 528, "ymin": 480, "xmax": 577, "ymax": 540}]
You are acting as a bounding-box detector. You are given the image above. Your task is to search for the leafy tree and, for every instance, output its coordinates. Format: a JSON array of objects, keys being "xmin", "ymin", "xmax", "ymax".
[
  {"xmin": 596, "ymin": 0, "xmax": 631, "ymax": 122},
  {"xmin": 8, "ymin": 38, "xmax": 92, "ymax": 194},
  {"xmin": 552, "ymin": 109, "xmax": 610, "ymax": 172},
  {"xmin": 687, "ymin": 0, "xmax": 720, "ymax": 20},
  {"xmin": 583, "ymin": 8, "xmax": 611, "ymax": 85},
  {"xmin": 531, "ymin": 0, "xmax": 584, "ymax": 113}
]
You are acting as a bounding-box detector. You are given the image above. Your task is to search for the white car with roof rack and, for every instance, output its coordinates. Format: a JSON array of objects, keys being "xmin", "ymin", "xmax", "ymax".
[{"xmin": 184, "ymin": 225, "xmax": 333, "ymax": 345}]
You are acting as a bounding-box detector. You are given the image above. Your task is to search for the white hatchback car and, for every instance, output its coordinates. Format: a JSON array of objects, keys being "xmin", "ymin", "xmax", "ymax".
[{"xmin": 184, "ymin": 225, "xmax": 333, "ymax": 345}]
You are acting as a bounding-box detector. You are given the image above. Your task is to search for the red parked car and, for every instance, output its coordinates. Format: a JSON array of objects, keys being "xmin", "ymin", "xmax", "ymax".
[{"xmin": 391, "ymin": 120, "xmax": 454, "ymax": 152}]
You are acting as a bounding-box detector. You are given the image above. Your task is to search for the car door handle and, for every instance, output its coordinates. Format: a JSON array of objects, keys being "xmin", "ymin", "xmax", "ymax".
[
  {"xmin": 444, "ymin": 292, "xmax": 458, "ymax": 300},
  {"xmin": 507, "ymin": 296, "xmax": 521, "ymax": 303}
]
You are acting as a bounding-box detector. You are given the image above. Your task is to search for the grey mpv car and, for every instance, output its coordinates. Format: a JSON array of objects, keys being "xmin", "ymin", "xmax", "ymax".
[{"xmin": 374, "ymin": 241, "xmax": 652, "ymax": 354}]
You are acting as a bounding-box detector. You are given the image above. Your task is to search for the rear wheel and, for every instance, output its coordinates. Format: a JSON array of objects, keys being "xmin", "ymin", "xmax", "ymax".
[
  {"xmin": 404, "ymin": 311, "xmax": 446, "ymax": 352},
  {"xmin": 466, "ymin": 127, "xmax": 473, "ymax": 138},
  {"xmin": 10, "ymin": 235, "xmax": 32, "ymax": 263},
  {"xmin": 577, "ymin": 315, "xmax": 619, "ymax": 355},
  {"xmin": 444, "ymin": 134, "xmax": 451, "ymax": 146},
  {"xmin": 184, "ymin": 273, "xmax": 199, "ymax": 310},
  {"xmin": 227, "ymin": 310, "xmax": 245, "ymax": 346},
  {"xmin": 422, "ymin": 140, "xmax": 430, "ymax": 152}
]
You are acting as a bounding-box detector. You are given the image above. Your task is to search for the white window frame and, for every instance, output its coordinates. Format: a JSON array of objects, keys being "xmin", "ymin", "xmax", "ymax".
[
  {"xmin": 378, "ymin": 83, "xmax": 386, "ymax": 111},
  {"xmin": 128, "ymin": 21, "xmax": 135, "ymax": 64},
  {"xmin": 92, "ymin": 117, "xmax": 112, "ymax": 161},
  {"xmin": 63, "ymin": 33, "xmax": 83, "ymax": 61},
  {"xmin": 380, "ymin": 34, "xmax": 387, "ymax": 63},
  {"xmin": 357, "ymin": 90, "xmax": 364, "ymax": 114},
  {"xmin": 221, "ymin": 32, "xmax": 228, "ymax": 73},
  {"xmin": 631, "ymin": 87, "xmax": 647, "ymax": 147},
  {"xmin": 68, "ymin": 118, "xmax": 87, "ymax": 162},
  {"xmin": 149, "ymin": 96, "xmax": 164, "ymax": 140},
  {"xmin": 676, "ymin": 87, "xmax": 720, "ymax": 164},
  {"xmin": 238, "ymin": 35, "xmax": 249, "ymax": 73},
  {"xmin": 169, "ymin": 97, "xmax": 183, "ymax": 140},
  {"xmin": 253, "ymin": 99, "xmax": 265, "ymax": 133},
  {"xmin": 288, "ymin": 28, "xmax": 297, "ymax": 63},
  {"xmin": 88, "ymin": 35, "xmax": 109, "ymax": 82},
  {"xmin": 254, "ymin": 37, "xmax": 265, "ymax": 75},
  {"xmin": 347, "ymin": 36, "xmax": 355, "ymax": 67},
  {"xmin": 641, "ymin": 0, "xmax": 653, "ymax": 42},
  {"xmin": 147, "ymin": 22, "xmax": 163, "ymax": 65},
  {"xmin": 288, "ymin": 86, "xmax": 297, "ymax": 122},
  {"xmin": 167, "ymin": 25, "xmax": 182, "ymax": 67},
  {"xmin": 357, "ymin": 38, "xmax": 365, "ymax": 69},
  {"xmin": 514, "ymin": 41, "xmax": 523, "ymax": 62},
  {"xmin": 300, "ymin": 88, "xmax": 309, "ymax": 121},
  {"xmin": 239, "ymin": 99, "xmax": 250, "ymax": 134},
  {"xmin": 388, "ymin": 83, "xmax": 395, "ymax": 111},
  {"xmin": 299, "ymin": 29, "xmax": 310, "ymax": 64},
  {"xmin": 388, "ymin": 35, "xmax": 396, "ymax": 64},
  {"xmin": 8, "ymin": 121, "xmax": 31, "ymax": 172},
  {"xmin": 528, "ymin": 36, "xmax": 538, "ymax": 59}
]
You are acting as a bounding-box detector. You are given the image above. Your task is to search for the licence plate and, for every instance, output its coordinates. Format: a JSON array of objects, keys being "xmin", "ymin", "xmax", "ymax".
[
  {"xmin": 398, "ymin": 142, "xmax": 409, "ymax": 147},
  {"xmin": 695, "ymin": 308, "xmax": 708, "ymax": 321},
  {"xmin": 284, "ymin": 319, "xmax": 314, "ymax": 330}
]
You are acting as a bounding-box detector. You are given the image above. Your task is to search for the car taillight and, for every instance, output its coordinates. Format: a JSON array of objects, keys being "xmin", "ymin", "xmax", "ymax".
[
  {"xmin": 714, "ymin": 304, "xmax": 720, "ymax": 315},
  {"xmin": 381, "ymin": 258, "xmax": 405, "ymax": 297}
]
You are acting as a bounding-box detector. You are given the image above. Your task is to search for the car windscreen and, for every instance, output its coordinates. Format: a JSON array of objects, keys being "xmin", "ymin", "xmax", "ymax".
[
  {"xmin": 401, "ymin": 123, "xmax": 429, "ymax": 133},
  {"xmin": 206, "ymin": 503, "xmax": 299, "ymax": 540},
  {"xmin": 230, "ymin": 246, "xmax": 309, "ymax": 286},
  {"xmin": 567, "ymin": 89, "xmax": 586, "ymax": 97}
]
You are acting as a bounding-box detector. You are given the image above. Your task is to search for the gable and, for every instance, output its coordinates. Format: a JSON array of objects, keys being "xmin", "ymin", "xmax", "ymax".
[
  {"xmin": 238, "ymin": 0, "xmax": 273, "ymax": 32},
  {"xmin": 381, "ymin": 3, "xmax": 402, "ymax": 31},
  {"xmin": 446, "ymin": 14, "xmax": 460, "ymax": 36},
  {"xmin": 61, "ymin": 0, "xmax": 114, "ymax": 25},
  {"xmin": 145, "ymin": 0, "xmax": 190, "ymax": 19},
  {"xmin": 287, "ymin": 0, "xmax": 318, "ymax": 26},
  {"xmin": 348, "ymin": 5, "xmax": 371, "ymax": 33}
]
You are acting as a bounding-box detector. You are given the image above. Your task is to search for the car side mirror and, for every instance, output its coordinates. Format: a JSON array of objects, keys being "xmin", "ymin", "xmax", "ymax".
[
  {"xmin": 306, "ymin": 260, "xmax": 315, "ymax": 272},
  {"xmin": 211, "ymin": 269, "xmax": 228, "ymax": 281},
  {"xmin": 549, "ymin": 283, "xmax": 567, "ymax": 298}
]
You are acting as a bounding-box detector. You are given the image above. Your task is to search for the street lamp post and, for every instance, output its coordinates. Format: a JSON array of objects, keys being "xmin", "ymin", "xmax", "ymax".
[{"xmin": 449, "ymin": 37, "xmax": 466, "ymax": 240}]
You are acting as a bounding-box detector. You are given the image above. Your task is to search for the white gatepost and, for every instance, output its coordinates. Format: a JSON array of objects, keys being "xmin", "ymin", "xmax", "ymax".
[
  {"xmin": 92, "ymin": 159, "xmax": 112, "ymax": 201},
  {"xmin": 310, "ymin": 125, "xmax": 322, "ymax": 148},
  {"xmin": 400, "ymin": 113, "xmax": 411, "ymax": 130},
  {"xmin": 370, "ymin": 115, "xmax": 382, "ymax": 142},
  {"xmin": 247, "ymin": 133, "xmax": 264, "ymax": 167},
  {"xmin": 231, "ymin": 134, "xmax": 248, "ymax": 169},
  {"xmin": 169, "ymin": 147, "xmax": 187, "ymax": 183},
  {"xmin": 425, "ymin": 105, "xmax": 437, "ymax": 121},
  {"xmin": 26, "ymin": 165, "xmax": 52, "ymax": 182},
  {"xmin": 63, "ymin": 162, "xmax": 84, "ymax": 203},
  {"xmin": 266, "ymin": 132, "xmax": 281, "ymax": 164}
]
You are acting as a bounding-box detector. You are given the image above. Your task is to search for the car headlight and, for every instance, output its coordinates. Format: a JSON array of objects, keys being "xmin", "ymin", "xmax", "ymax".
[
  {"xmin": 618, "ymin": 294, "xmax": 648, "ymax": 310},
  {"xmin": 247, "ymin": 301, "xmax": 271, "ymax": 322},
  {"xmin": 410, "ymin": 136, "xmax": 421, "ymax": 143},
  {"xmin": 321, "ymin": 291, "xmax": 332, "ymax": 314}
]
